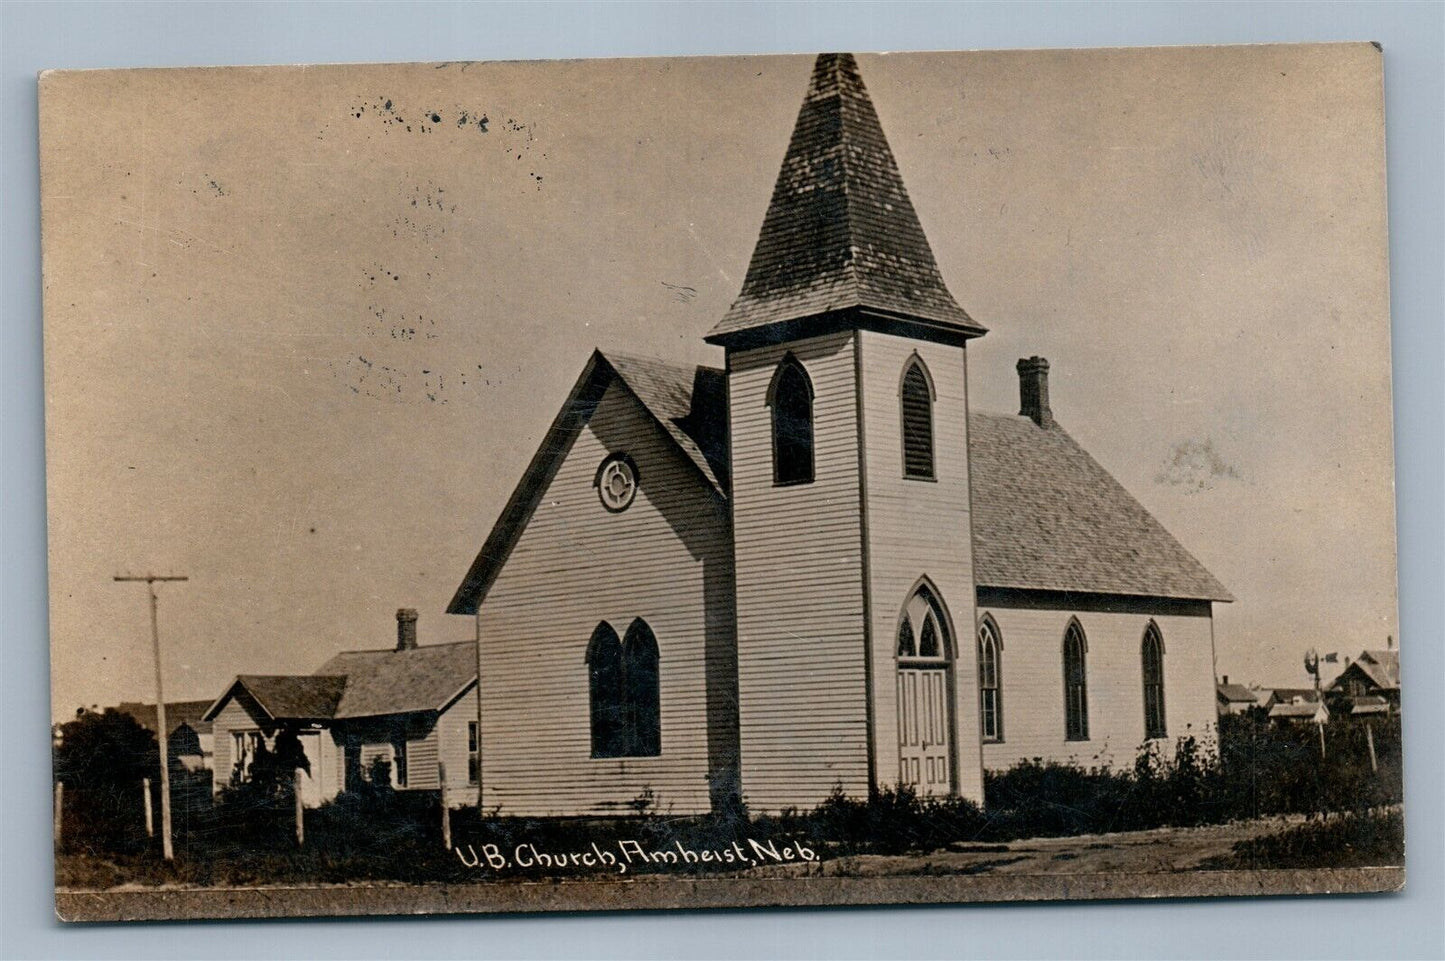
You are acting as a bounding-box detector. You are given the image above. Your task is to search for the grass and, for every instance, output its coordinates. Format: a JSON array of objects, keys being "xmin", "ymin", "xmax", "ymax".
[{"xmin": 1204, "ymin": 809, "xmax": 1404, "ymax": 871}]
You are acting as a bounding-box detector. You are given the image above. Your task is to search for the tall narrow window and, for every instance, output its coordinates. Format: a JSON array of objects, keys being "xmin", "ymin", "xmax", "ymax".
[
  {"xmin": 393, "ymin": 738, "xmax": 409, "ymax": 787},
  {"xmin": 1142, "ymin": 624, "xmax": 1167, "ymax": 739},
  {"xmin": 1063, "ymin": 621, "xmax": 1089, "ymax": 741},
  {"xmin": 623, "ymin": 619, "xmax": 662, "ymax": 757},
  {"xmin": 901, "ymin": 357, "xmax": 935, "ymax": 479},
  {"xmin": 978, "ymin": 616, "xmax": 1003, "ymax": 742},
  {"xmin": 768, "ymin": 356, "xmax": 814, "ymax": 485},
  {"xmin": 587, "ymin": 622, "xmax": 626, "ymax": 758},
  {"xmin": 467, "ymin": 721, "xmax": 480, "ymax": 785}
]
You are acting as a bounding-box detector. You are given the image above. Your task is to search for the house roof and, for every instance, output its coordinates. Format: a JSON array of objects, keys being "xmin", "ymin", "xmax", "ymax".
[
  {"xmin": 207, "ymin": 675, "xmax": 348, "ymax": 722},
  {"xmin": 968, "ymin": 413, "xmax": 1232, "ymax": 602},
  {"xmin": 1269, "ymin": 701, "xmax": 1328, "ymax": 720},
  {"xmin": 1356, "ymin": 649, "xmax": 1400, "ymax": 689},
  {"xmin": 706, "ymin": 53, "xmax": 983, "ymax": 346},
  {"xmin": 1216, "ymin": 683, "xmax": 1257, "ymax": 703},
  {"xmin": 316, "ymin": 641, "xmax": 477, "ymax": 719},
  {"xmin": 205, "ymin": 642, "xmax": 477, "ymax": 723},
  {"xmin": 115, "ymin": 699, "xmax": 215, "ymax": 736},
  {"xmin": 1347, "ymin": 695, "xmax": 1390, "ymax": 715},
  {"xmin": 449, "ymin": 350, "xmax": 1231, "ymax": 613},
  {"xmin": 1265, "ymin": 687, "xmax": 1321, "ymax": 704}
]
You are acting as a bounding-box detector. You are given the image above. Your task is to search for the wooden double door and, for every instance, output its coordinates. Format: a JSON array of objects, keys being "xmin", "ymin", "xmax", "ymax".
[{"xmin": 897, "ymin": 666, "xmax": 952, "ymax": 796}]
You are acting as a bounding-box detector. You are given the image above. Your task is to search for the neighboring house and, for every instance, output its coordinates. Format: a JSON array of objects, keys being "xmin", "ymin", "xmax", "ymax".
[
  {"xmin": 1260, "ymin": 688, "xmax": 1322, "ymax": 711},
  {"xmin": 444, "ymin": 53, "xmax": 1231, "ymax": 818},
  {"xmin": 1268, "ymin": 698, "xmax": 1330, "ymax": 726},
  {"xmin": 115, "ymin": 699, "xmax": 216, "ymax": 772},
  {"xmin": 1327, "ymin": 647, "xmax": 1401, "ymax": 716},
  {"xmin": 1216, "ymin": 677, "xmax": 1260, "ymax": 716},
  {"xmin": 203, "ymin": 609, "xmax": 478, "ymax": 808}
]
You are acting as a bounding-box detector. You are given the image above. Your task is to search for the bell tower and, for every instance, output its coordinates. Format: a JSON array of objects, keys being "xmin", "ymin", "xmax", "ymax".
[{"xmin": 706, "ymin": 53, "xmax": 987, "ymax": 808}]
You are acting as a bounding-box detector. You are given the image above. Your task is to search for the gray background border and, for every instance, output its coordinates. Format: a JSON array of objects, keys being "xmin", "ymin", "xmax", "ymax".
[{"xmin": 2, "ymin": 2, "xmax": 1440, "ymax": 958}]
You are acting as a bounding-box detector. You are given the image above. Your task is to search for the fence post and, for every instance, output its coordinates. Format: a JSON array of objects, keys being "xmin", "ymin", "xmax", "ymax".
[
  {"xmin": 439, "ymin": 761, "xmax": 451, "ymax": 851},
  {"xmin": 294, "ymin": 768, "xmax": 305, "ymax": 847},
  {"xmin": 142, "ymin": 777, "xmax": 154, "ymax": 836},
  {"xmin": 1365, "ymin": 721, "xmax": 1378, "ymax": 774},
  {"xmin": 1317, "ymin": 720, "xmax": 1327, "ymax": 759},
  {"xmin": 53, "ymin": 782, "xmax": 63, "ymax": 848}
]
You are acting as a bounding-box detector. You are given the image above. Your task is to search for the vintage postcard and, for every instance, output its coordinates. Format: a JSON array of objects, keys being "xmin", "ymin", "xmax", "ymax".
[{"xmin": 41, "ymin": 44, "xmax": 1402, "ymax": 922}]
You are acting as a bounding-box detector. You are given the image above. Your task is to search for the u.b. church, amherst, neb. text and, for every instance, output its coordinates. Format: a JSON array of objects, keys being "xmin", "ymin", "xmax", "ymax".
[{"xmin": 212, "ymin": 52, "xmax": 1233, "ymax": 816}]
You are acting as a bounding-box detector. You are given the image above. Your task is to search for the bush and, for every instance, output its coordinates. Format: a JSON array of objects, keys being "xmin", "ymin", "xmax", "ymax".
[{"xmin": 53, "ymin": 709, "xmax": 159, "ymax": 853}]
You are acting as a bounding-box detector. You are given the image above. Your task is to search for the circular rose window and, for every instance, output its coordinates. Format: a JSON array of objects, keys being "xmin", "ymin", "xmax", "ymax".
[{"xmin": 596, "ymin": 453, "xmax": 638, "ymax": 513}]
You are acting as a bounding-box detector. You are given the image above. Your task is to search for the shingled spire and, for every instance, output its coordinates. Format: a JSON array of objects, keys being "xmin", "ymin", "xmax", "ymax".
[{"xmin": 707, "ymin": 53, "xmax": 984, "ymax": 348}]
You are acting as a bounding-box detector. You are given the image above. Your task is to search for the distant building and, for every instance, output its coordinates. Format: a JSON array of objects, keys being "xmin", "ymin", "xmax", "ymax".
[
  {"xmin": 1268, "ymin": 698, "xmax": 1330, "ymax": 726},
  {"xmin": 1327, "ymin": 646, "xmax": 1401, "ymax": 716},
  {"xmin": 115, "ymin": 699, "xmax": 216, "ymax": 772},
  {"xmin": 202, "ymin": 609, "xmax": 478, "ymax": 808},
  {"xmin": 1215, "ymin": 676, "xmax": 1259, "ymax": 715}
]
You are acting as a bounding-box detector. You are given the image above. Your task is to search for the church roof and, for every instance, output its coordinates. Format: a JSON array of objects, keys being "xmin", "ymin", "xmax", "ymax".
[
  {"xmin": 968, "ymin": 412, "xmax": 1233, "ymax": 602},
  {"xmin": 706, "ymin": 53, "xmax": 983, "ymax": 346},
  {"xmin": 449, "ymin": 351, "xmax": 1231, "ymax": 613}
]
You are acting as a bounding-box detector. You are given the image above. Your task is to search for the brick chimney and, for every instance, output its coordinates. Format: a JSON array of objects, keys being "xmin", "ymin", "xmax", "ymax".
[
  {"xmin": 1017, "ymin": 356, "xmax": 1052, "ymax": 427},
  {"xmin": 396, "ymin": 608, "xmax": 418, "ymax": 651}
]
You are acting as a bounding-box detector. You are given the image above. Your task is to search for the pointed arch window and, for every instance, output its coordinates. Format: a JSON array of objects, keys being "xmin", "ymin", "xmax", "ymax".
[
  {"xmin": 768, "ymin": 355, "xmax": 814, "ymax": 486},
  {"xmin": 901, "ymin": 357, "xmax": 935, "ymax": 479},
  {"xmin": 623, "ymin": 619, "xmax": 661, "ymax": 757},
  {"xmin": 1063, "ymin": 621, "xmax": 1089, "ymax": 741},
  {"xmin": 1142, "ymin": 623, "xmax": 1167, "ymax": 739},
  {"xmin": 586, "ymin": 623, "xmax": 626, "ymax": 757},
  {"xmin": 978, "ymin": 616, "xmax": 1003, "ymax": 742},
  {"xmin": 586, "ymin": 619, "xmax": 661, "ymax": 758}
]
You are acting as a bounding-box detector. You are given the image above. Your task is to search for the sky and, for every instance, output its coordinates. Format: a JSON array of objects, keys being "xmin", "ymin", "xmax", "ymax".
[{"xmin": 40, "ymin": 45, "xmax": 1397, "ymax": 719}]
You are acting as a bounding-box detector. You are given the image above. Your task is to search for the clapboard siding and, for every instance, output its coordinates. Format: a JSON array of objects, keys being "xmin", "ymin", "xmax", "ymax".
[
  {"xmin": 209, "ymin": 696, "xmax": 267, "ymax": 794},
  {"xmin": 436, "ymin": 687, "xmax": 480, "ymax": 807},
  {"xmin": 978, "ymin": 603, "xmax": 1218, "ymax": 770},
  {"xmin": 729, "ymin": 331, "xmax": 870, "ymax": 810},
  {"xmin": 406, "ymin": 728, "xmax": 440, "ymax": 790},
  {"xmin": 474, "ymin": 380, "xmax": 734, "ymax": 816},
  {"xmin": 856, "ymin": 331, "xmax": 984, "ymax": 803}
]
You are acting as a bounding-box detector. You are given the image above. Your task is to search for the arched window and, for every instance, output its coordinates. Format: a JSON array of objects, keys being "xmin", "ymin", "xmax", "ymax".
[
  {"xmin": 1142, "ymin": 623, "xmax": 1166, "ymax": 739},
  {"xmin": 901, "ymin": 357, "xmax": 935, "ymax": 479},
  {"xmin": 623, "ymin": 619, "xmax": 661, "ymax": 757},
  {"xmin": 586, "ymin": 622, "xmax": 626, "ymax": 758},
  {"xmin": 768, "ymin": 355, "xmax": 814, "ymax": 485},
  {"xmin": 896, "ymin": 618, "xmax": 916, "ymax": 658},
  {"xmin": 978, "ymin": 616, "xmax": 1003, "ymax": 742},
  {"xmin": 1063, "ymin": 620, "xmax": 1089, "ymax": 741}
]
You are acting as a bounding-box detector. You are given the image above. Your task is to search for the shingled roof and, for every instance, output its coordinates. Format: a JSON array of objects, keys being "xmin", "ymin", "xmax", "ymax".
[
  {"xmin": 316, "ymin": 641, "xmax": 477, "ymax": 719},
  {"xmin": 707, "ymin": 53, "xmax": 983, "ymax": 346},
  {"xmin": 969, "ymin": 413, "xmax": 1232, "ymax": 602},
  {"xmin": 204, "ymin": 643, "xmax": 476, "ymax": 723},
  {"xmin": 205, "ymin": 675, "xmax": 348, "ymax": 722}
]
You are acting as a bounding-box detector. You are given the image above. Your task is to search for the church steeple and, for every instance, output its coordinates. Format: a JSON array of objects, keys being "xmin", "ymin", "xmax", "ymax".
[{"xmin": 707, "ymin": 53, "xmax": 985, "ymax": 348}]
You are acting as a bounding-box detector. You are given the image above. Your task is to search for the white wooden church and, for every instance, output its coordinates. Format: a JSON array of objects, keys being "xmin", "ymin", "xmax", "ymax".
[{"xmin": 445, "ymin": 53, "xmax": 1232, "ymax": 816}]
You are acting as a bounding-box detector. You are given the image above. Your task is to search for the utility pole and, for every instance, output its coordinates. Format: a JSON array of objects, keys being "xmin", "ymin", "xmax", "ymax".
[{"xmin": 115, "ymin": 573, "xmax": 188, "ymax": 861}]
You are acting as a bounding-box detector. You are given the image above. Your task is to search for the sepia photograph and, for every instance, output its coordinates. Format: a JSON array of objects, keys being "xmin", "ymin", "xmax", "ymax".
[{"xmin": 39, "ymin": 43, "xmax": 1402, "ymax": 923}]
